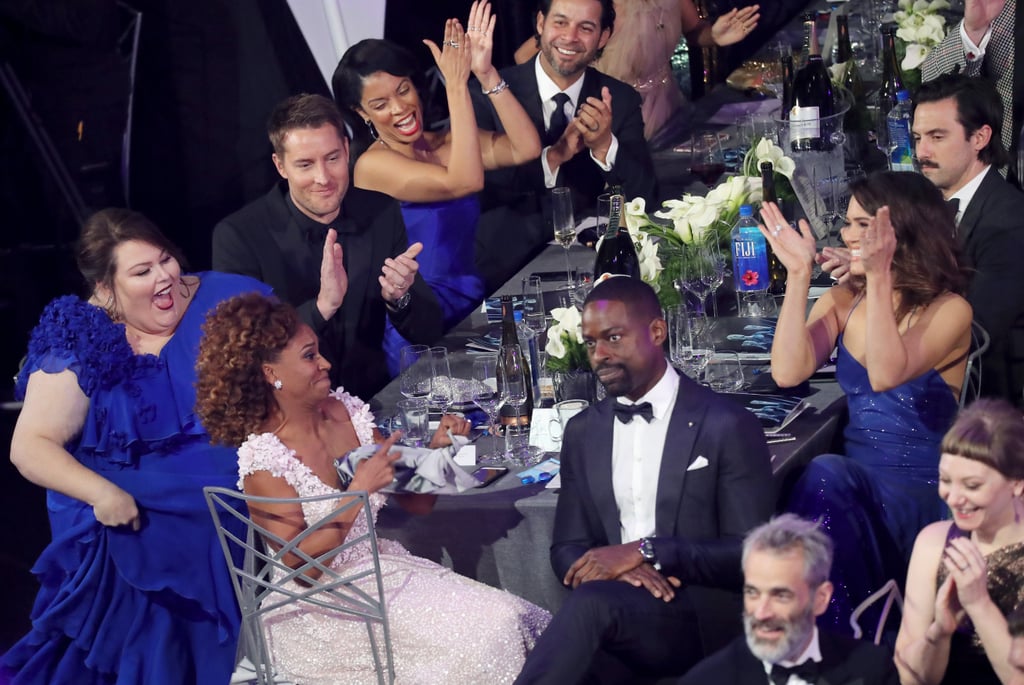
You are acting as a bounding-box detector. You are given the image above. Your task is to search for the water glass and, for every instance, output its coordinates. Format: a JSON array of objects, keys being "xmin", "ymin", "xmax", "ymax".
[
  {"xmin": 705, "ymin": 351, "xmax": 745, "ymax": 392},
  {"xmin": 399, "ymin": 344, "xmax": 431, "ymax": 399},
  {"xmin": 428, "ymin": 346, "xmax": 453, "ymax": 413},
  {"xmin": 397, "ymin": 397, "xmax": 429, "ymax": 447},
  {"xmin": 548, "ymin": 399, "xmax": 588, "ymax": 443},
  {"xmin": 522, "ymin": 275, "xmax": 547, "ymax": 335},
  {"xmin": 669, "ymin": 308, "xmax": 714, "ymax": 380}
]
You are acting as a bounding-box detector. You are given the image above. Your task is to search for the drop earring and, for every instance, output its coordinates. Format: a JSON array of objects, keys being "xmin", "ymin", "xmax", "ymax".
[
  {"xmin": 364, "ymin": 119, "xmax": 378, "ymax": 140},
  {"xmin": 178, "ymin": 278, "xmax": 192, "ymax": 298},
  {"xmin": 273, "ymin": 379, "xmax": 283, "ymax": 390}
]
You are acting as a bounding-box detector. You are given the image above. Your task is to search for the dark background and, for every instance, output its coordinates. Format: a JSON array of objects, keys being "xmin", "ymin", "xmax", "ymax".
[{"xmin": 0, "ymin": 0, "xmax": 805, "ymax": 652}]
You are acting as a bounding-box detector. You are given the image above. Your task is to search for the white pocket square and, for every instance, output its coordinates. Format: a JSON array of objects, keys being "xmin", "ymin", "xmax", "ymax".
[{"xmin": 686, "ymin": 456, "xmax": 709, "ymax": 472}]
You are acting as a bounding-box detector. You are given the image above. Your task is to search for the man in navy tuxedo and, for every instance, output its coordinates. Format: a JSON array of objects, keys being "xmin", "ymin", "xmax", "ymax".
[
  {"xmin": 471, "ymin": 0, "xmax": 658, "ymax": 291},
  {"xmin": 515, "ymin": 277, "xmax": 772, "ymax": 684},
  {"xmin": 679, "ymin": 514, "xmax": 899, "ymax": 685}
]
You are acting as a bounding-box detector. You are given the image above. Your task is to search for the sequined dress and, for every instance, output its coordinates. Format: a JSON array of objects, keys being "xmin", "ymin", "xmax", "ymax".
[
  {"xmin": 787, "ymin": 333, "xmax": 959, "ymax": 635},
  {"xmin": 937, "ymin": 525, "xmax": 1024, "ymax": 684},
  {"xmin": 236, "ymin": 390, "xmax": 550, "ymax": 684},
  {"xmin": 593, "ymin": 0, "xmax": 686, "ymax": 143}
]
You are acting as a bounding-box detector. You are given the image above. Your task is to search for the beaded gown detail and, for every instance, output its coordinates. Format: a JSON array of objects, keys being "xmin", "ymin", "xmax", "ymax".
[
  {"xmin": 236, "ymin": 390, "xmax": 550, "ymax": 685},
  {"xmin": 788, "ymin": 333, "xmax": 959, "ymax": 635},
  {"xmin": 937, "ymin": 525, "xmax": 1024, "ymax": 685},
  {"xmin": 383, "ymin": 196, "xmax": 486, "ymax": 374},
  {"xmin": 1, "ymin": 272, "xmax": 272, "ymax": 685},
  {"xmin": 594, "ymin": 0, "xmax": 687, "ymax": 143}
]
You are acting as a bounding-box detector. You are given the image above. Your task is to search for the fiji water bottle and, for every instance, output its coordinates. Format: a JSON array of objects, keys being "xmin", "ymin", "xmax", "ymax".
[
  {"xmin": 732, "ymin": 204, "xmax": 771, "ymax": 317},
  {"xmin": 887, "ymin": 89, "xmax": 915, "ymax": 172}
]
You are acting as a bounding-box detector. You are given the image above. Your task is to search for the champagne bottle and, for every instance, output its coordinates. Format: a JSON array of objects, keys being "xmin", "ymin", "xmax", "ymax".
[
  {"xmin": 877, "ymin": 24, "xmax": 905, "ymax": 151},
  {"xmin": 790, "ymin": 14, "xmax": 835, "ymax": 152},
  {"xmin": 761, "ymin": 162, "xmax": 787, "ymax": 295},
  {"xmin": 593, "ymin": 194, "xmax": 641, "ymax": 282},
  {"xmin": 780, "ymin": 50, "xmax": 795, "ymax": 120},
  {"xmin": 497, "ymin": 295, "xmax": 533, "ymax": 426}
]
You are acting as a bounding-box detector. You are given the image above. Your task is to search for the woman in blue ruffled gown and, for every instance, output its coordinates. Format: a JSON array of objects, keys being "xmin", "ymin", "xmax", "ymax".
[
  {"xmin": 1, "ymin": 208, "xmax": 271, "ymax": 684},
  {"xmin": 332, "ymin": 2, "xmax": 541, "ymax": 372},
  {"xmin": 758, "ymin": 172, "xmax": 973, "ymax": 635}
]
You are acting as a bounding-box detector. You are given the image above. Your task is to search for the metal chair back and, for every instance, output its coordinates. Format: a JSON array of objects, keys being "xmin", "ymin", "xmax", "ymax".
[
  {"xmin": 204, "ymin": 486, "xmax": 395, "ymax": 685},
  {"xmin": 960, "ymin": 320, "xmax": 991, "ymax": 408}
]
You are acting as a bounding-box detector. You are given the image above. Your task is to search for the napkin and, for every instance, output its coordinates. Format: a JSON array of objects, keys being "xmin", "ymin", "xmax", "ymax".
[{"xmin": 336, "ymin": 434, "xmax": 479, "ymax": 494}]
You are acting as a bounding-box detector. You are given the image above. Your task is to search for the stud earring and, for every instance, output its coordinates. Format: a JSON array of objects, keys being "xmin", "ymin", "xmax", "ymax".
[{"xmin": 273, "ymin": 379, "xmax": 283, "ymax": 390}]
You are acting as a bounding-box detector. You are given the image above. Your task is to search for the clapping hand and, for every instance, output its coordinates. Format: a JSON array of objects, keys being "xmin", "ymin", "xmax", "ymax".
[
  {"xmin": 574, "ymin": 87, "xmax": 614, "ymax": 161},
  {"xmin": 815, "ymin": 246, "xmax": 852, "ymax": 284},
  {"xmin": 758, "ymin": 201, "xmax": 816, "ymax": 277},
  {"xmin": 857, "ymin": 205, "xmax": 896, "ymax": 279},
  {"xmin": 711, "ymin": 5, "xmax": 761, "ymax": 47},
  {"xmin": 466, "ymin": 1, "xmax": 498, "ymax": 82},
  {"xmin": 942, "ymin": 537, "xmax": 990, "ymax": 612},
  {"xmin": 964, "ymin": 0, "xmax": 1006, "ymax": 42},
  {"xmin": 380, "ymin": 242, "xmax": 424, "ymax": 305},
  {"xmin": 424, "ymin": 18, "xmax": 472, "ymax": 87},
  {"xmin": 316, "ymin": 228, "xmax": 347, "ymax": 321}
]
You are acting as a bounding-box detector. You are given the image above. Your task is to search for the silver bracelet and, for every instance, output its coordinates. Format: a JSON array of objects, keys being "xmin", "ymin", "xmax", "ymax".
[{"xmin": 482, "ymin": 79, "xmax": 509, "ymax": 96}]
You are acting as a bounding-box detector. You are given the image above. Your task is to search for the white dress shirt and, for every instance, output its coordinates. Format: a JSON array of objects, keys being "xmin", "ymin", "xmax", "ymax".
[
  {"xmin": 959, "ymin": 19, "xmax": 994, "ymax": 63},
  {"xmin": 760, "ymin": 626, "xmax": 823, "ymax": 685},
  {"xmin": 949, "ymin": 163, "xmax": 991, "ymax": 227},
  {"xmin": 611, "ymin": 365, "xmax": 679, "ymax": 543},
  {"xmin": 534, "ymin": 57, "xmax": 619, "ymax": 187}
]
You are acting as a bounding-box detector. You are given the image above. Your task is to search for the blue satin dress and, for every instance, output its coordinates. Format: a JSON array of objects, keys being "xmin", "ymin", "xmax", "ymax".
[
  {"xmin": 787, "ymin": 333, "xmax": 958, "ymax": 636},
  {"xmin": 1, "ymin": 272, "xmax": 271, "ymax": 685},
  {"xmin": 383, "ymin": 196, "xmax": 487, "ymax": 374}
]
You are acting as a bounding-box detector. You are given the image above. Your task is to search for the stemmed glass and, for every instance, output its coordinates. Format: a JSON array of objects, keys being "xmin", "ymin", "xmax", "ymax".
[
  {"xmin": 428, "ymin": 346, "xmax": 453, "ymax": 415},
  {"xmin": 689, "ymin": 133, "xmax": 725, "ymax": 186},
  {"xmin": 399, "ymin": 344, "xmax": 431, "ymax": 399},
  {"xmin": 676, "ymin": 239, "xmax": 717, "ymax": 317},
  {"xmin": 471, "ymin": 355, "xmax": 503, "ymax": 464},
  {"xmin": 704, "ymin": 243, "xmax": 728, "ymax": 318},
  {"xmin": 522, "ymin": 275, "xmax": 547, "ymax": 337},
  {"xmin": 551, "ymin": 187, "xmax": 576, "ymax": 290}
]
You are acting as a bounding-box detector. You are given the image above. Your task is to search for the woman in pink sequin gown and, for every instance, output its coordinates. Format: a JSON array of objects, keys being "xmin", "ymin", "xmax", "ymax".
[{"xmin": 196, "ymin": 294, "xmax": 550, "ymax": 684}]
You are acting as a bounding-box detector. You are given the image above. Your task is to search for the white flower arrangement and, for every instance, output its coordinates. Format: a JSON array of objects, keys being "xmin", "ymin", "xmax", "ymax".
[
  {"xmin": 893, "ymin": 0, "xmax": 950, "ymax": 70},
  {"xmin": 544, "ymin": 305, "xmax": 589, "ymax": 372}
]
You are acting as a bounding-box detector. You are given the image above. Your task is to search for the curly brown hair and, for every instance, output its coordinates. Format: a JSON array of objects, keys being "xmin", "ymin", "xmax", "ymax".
[
  {"xmin": 195, "ymin": 293, "xmax": 301, "ymax": 446},
  {"xmin": 848, "ymin": 171, "xmax": 969, "ymax": 322}
]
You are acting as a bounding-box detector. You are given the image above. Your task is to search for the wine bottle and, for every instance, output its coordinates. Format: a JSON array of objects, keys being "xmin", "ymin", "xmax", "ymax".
[
  {"xmin": 593, "ymin": 194, "xmax": 641, "ymax": 282},
  {"xmin": 761, "ymin": 162, "xmax": 787, "ymax": 295},
  {"xmin": 876, "ymin": 23, "xmax": 905, "ymax": 151},
  {"xmin": 790, "ymin": 14, "xmax": 835, "ymax": 152},
  {"xmin": 497, "ymin": 295, "xmax": 533, "ymax": 426}
]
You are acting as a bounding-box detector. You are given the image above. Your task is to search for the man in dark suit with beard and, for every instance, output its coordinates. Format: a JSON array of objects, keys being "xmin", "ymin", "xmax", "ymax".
[
  {"xmin": 471, "ymin": 0, "xmax": 658, "ymax": 291},
  {"xmin": 679, "ymin": 514, "xmax": 899, "ymax": 685},
  {"xmin": 514, "ymin": 277, "xmax": 772, "ymax": 684}
]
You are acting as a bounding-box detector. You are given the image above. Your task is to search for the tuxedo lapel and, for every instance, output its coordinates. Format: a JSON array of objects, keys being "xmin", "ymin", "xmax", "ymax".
[
  {"xmin": 587, "ymin": 399, "xmax": 622, "ymax": 545},
  {"xmin": 510, "ymin": 59, "xmax": 546, "ymax": 133},
  {"xmin": 654, "ymin": 373, "xmax": 706, "ymax": 536}
]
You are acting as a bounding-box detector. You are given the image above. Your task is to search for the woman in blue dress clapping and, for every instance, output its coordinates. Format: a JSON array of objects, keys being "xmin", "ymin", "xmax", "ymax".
[
  {"xmin": 758, "ymin": 171, "xmax": 973, "ymax": 635},
  {"xmin": 332, "ymin": 1, "xmax": 541, "ymax": 373}
]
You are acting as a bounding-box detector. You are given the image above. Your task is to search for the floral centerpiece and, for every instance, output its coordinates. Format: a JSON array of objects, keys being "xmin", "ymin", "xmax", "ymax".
[
  {"xmin": 894, "ymin": 0, "xmax": 951, "ymax": 92},
  {"xmin": 544, "ymin": 305, "xmax": 588, "ymax": 373}
]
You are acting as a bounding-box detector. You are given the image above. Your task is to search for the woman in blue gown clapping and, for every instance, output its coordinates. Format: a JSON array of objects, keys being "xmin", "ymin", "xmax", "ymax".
[
  {"xmin": 332, "ymin": 1, "xmax": 541, "ymax": 373},
  {"xmin": 758, "ymin": 171, "xmax": 973, "ymax": 635},
  {"xmin": 1, "ymin": 208, "xmax": 271, "ymax": 684}
]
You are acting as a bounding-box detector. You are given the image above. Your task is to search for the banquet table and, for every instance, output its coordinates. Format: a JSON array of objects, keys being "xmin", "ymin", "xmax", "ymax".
[{"xmin": 372, "ymin": 241, "xmax": 847, "ymax": 613}]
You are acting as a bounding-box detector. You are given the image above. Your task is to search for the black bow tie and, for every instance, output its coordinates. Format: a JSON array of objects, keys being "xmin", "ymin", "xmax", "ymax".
[
  {"xmin": 613, "ymin": 401, "xmax": 654, "ymax": 424},
  {"xmin": 770, "ymin": 660, "xmax": 819, "ymax": 685}
]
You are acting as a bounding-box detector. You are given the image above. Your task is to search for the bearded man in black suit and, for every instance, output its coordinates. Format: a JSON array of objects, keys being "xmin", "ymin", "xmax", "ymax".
[
  {"xmin": 514, "ymin": 277, "xmax": 772, "ymax": 684},
  {"xmin": 679, "ymin": 514, "xmax": 899, "ymax": 685},
  {"xmin": 471, "ymin": 0, "xmax": 658, "ymax": 291}
]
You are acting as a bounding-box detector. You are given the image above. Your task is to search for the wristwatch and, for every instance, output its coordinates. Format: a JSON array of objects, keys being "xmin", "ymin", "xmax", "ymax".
[
  {"xmin": 639, "ymin": 537, "xmax": 661, "ymax": 571},
  {"xmin": 387, "ymin": 291, "xmax": 411, "ymax": 312}
]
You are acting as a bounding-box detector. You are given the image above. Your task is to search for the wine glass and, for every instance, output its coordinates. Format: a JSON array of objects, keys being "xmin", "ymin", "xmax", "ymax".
[
  {"xmin": 428, "ymin": 346, "xmax": 453, "ymax": 415},
  {"xmin": 522, "ymin": 275, "xmax": 547, "ymax": 336},
  {"xmin": 551, "ymin": 186, "xmax": 576, "ymax": 290},
  {"xmin": 471, "ymin": 355, "xmax": 503, "ymax": 464},
  {"xmin": 676, "ymin": 240, "xmax": 716, "ymax": 317},
  {"xmin": 399, "ymin": 344, "xmax": 431, "ymax": 399},
  {"xmin": 704, "ymin": 243, "xmax": 728, "ymax": 318},
  {"xmin": 689, "ymin": 133, "xmax": 725, "ymax": 187}
]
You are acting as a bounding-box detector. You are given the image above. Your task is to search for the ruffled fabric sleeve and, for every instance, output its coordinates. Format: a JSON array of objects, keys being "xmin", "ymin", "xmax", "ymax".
[
  {"xmin": 14, "ymin": 296, "xmax": 135, "ymax": 400},
  {"xmin": 237, "ymin": 432, "xmax": 301, "ymax": 490}
]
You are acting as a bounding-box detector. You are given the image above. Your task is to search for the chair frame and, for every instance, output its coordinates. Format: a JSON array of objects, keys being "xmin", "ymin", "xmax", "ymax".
[
  {"xmin": 960, "ymin": 320, "xmax": 991, "ymax": 409},
  {"xmin": 849, "ymin": 578, "xmax": 904, "ymax": 645},
  {"xmin": 204, "ymin": 486, "xmax": 395, "ymax": 685}
]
